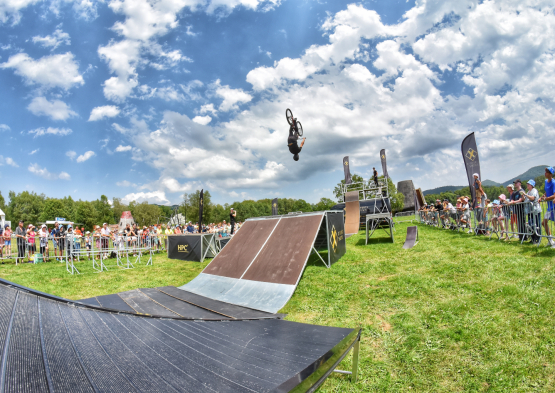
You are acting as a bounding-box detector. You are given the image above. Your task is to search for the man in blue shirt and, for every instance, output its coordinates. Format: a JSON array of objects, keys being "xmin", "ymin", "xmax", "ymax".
[
  {"xmin": 540, "ymin": 166, "xmax": 555, "ymax": 247},
  {"xmin": 186, "ymin": 222, "xmax": 195, "ymax": 233}
]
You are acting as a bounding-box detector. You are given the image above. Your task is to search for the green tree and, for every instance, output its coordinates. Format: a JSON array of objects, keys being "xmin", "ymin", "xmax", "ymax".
[
  {"xmin": 313, "ymin": 197, "xmax": 336, "ymax": 211},
  {"xmin": 93, "ymin": 195, "xmax": 115, "ymax": 225},
  {"xmin": 75, "ymin": 201, "xmax": 98, "ymax": 231},
  {"xmin": 0, "ymin": 191, "xmax": 6, "ymax": 217},
  {"xmin": 386, "ymin": 177, "xmax": 404, "ymax": 213},
  {"xmin": 333, "ymin": 174, "xmax": 364, "ymax": 202},
  {"xmin": 7, "ymin": 191, "xmax": 45, "ymax": 225},
  {"xmin": 132, "ymin": 202, "xmax": 162, "ymax": 227},
  {"xmin": 111, "ymin": 197, "xmax": 128, "ymax": 223},
  {"xmin": 39, "ymin": 198, "xmax": 69, "ymax": 222}
]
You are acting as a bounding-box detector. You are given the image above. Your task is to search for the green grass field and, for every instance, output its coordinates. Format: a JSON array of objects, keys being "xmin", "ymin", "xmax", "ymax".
[{"xmin": 1, "ymin": 222, "xmax": 555, "ymax": 392}]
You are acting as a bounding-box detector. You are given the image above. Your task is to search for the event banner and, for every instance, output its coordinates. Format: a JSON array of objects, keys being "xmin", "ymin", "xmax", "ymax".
[
  {"xmin": 167, "ymin": 235, "xmax": 202, "ymax": 262},
  {"xmin": 326, "ymin": 211, "xmax": 346, "ymax": 265},
  {"xmin": 271, "ymin": 198, "xmax": 278, "ymax": 215},
  {"xmin": 343, "ymin": 156, "xmax": 352, "ymax": 185},
  {"xmin": 199, "ymin": 189, "xmax": 204, "ymax": 227},
  {"xmin": 461, "ymin": 132, "xmax": 481, "ymax": 208},
  {"xmin": 380, "ymin": 149, "xmax": 388, "ymax": 179}
]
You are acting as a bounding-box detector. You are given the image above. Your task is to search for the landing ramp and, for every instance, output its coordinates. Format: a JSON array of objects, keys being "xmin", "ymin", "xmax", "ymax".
[
  {"xmin": 403, "ymin": 226, "xmax": 419, "ymax": 249},
  {"xmin": 344, "ymin": 191, "xmax": 360, "ymax": 235},
  {"xmin": 180, "ymin": 211, "xmax": 346, "ymax": 313},
  {"xmin": 0, "ymin": 278, "xmax": 360, "ymax": 393}
]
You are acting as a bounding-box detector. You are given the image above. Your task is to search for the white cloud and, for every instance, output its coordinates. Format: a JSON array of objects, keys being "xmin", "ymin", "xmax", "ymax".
[
  {"xmin": 212, "ymin": 79, "xmax": 252, "ymax": 111},
  {"xmin": 4, "ymin": 157, "xmax": 18, "ymax": 167},
  {"xmin": 192, "ymin": 115, "xmax": 211, "ymax": 125},
  {"xmin": 32, "ymin": 29, "xmax": 71, "ymax": 50},
  {"xmin": 121, "ymin": 191, "xmax": 169, "ymax": 205},
  {"xmin": 0, "ymin": 124, "xmax": 9, "ymax": 131},
  {"xmin": 28, "ymin": 163, "xmax": 70, "ymax": 180},
  {"xmin": 66, "ymin": 150, "xmax": 77, "ymax": 160},
  {"xmin": 0, "ymin": 0, "xmax": 40, "ymax": 25},
  {"xmin": 27, "ymin": 97, "xmax": 77, "ymax": 120},
  {"xmin": 29, "ymin": 127, "xmax": 72, "ymax": 137},
  {"xmin": 88, "ymin": 105, "xmax": 121, "ymax": 121},
  {"xmin": 76, "ymin": 151, "xmax": 95, "ymax": 162},
  {"xmin": 29, "ymin": 149, "xmax": 39, "ymax": 155},
  {"xmin": 115, "ymin": 145, "xmax": 132, "ymax": 152},
  {"xmin": 0, "ymin": 52, "xmax": 84, "ymax": 90}
]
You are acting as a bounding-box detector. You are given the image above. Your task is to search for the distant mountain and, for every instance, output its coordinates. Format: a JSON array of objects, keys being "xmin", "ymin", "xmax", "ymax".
[
  {"xmin": 423, "ymin": 185, "xmax": 464, "ymax": 195},
  {"xmin": 501, "ymin": 165, "xmax": 548, "ymax": 186},
  {"xmin": 423, "ymin": 165, "xmax": 549, "ymax": 195}
]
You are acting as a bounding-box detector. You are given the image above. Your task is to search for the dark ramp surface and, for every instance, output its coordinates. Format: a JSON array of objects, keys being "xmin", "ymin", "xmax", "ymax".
[
  {"xmin": 403, "ymin": 226, "xmax": 419, "ymax": 249},
  {"xmin": 203, "ymin": 218, "xmax": 279, "ymax": 278},
  {"xmin": 0, "ymin": 278, "xmax": 360, "ymax": 393}
]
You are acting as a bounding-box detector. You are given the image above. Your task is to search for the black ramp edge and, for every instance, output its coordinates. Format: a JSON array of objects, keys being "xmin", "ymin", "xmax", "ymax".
[
  {"xmin": 118, "ymin": 289, "xmax": 180, "ymax": 318},
  {"xmin": 94, "ymin": 293, "xmax": 136, "ymax": 313},
  {"xmin": 4, "ymin": 292, "xmax": 49, "ymax": 393},
  {"xmin": 58, "ymin": 303, "xmax": 136, "ymax": 392},
  {"xmin": 0, "ymin": 285, "xmax": 17, "ymax": 359},
  {"xmin": 139, "ymin": 288, "xmax": 228, "ymax": 319},
  {"xmin": 78, "ymin": 297, "xmax": 101, "ymax": 307},
  {"xmin": 38, "ymin": 298, "xmax": 95, "ymax": 393},
  {"xmin": 159, "ymin": 286, "xmax": 277, "ymax": 320}
]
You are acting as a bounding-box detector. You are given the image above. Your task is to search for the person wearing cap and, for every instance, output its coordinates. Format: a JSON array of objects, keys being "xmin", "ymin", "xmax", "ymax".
[
  {"xmin": 497, "ymin": 194, "xmax": 508, "ymax": 240},
  {"xmin": 15, "ymin": 221, "xmax": 26, "ymax": 264},
  {"xmin": 39, "ymin": 224, "xmax": 49, "ymax": 261},
  {"xmin": 524, "ymin": 179, "xmax": 542, "ymax": 244},
  {"xmin": 505, "ymin": 184, "xmax": 518, "ymax": 239},
  {"xmin": 4, "ymin": 224, "xmax": 12, "ymax": 259},
  {"xmin": 230, "ymin": 208, "xmax": 237, "ymax": 235},
  {"xmin": 58, "ymin": 224, "xmax": 66, "ymax": 259},
  {"xmin": 460, "ymin": 197, "xmax": 472, "ymax": 233},
  {"xmin": 509, "ymin": 180, "xmax": 527, "ymax": 240},
  {"xmin": 539, "ymin": 166, "xmax": 555, "ymax": 247}
]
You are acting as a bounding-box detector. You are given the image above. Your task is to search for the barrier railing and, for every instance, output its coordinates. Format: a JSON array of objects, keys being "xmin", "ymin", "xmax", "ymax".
[
  {"xmin": 417, "ymin": 199, "xmax": 555, "ymax": 247},
  {"xmin": 393, "ymin": 211, "xmax": 417, "ymax": 223}
]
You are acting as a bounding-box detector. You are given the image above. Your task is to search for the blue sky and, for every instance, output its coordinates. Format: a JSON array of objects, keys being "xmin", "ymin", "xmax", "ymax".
[{"xmin": 1, "ymin": 0, "xmax": 554, "ymax": 206}]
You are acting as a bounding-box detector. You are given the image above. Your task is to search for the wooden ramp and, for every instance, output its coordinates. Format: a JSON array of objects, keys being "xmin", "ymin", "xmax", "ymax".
[
  {"xmin": 344, "ymin": 191, "xmax": 360, "ymax": 235},
  {"xmin": 180, "ymin": 211, "xmax": 346, "ymax": 313}
]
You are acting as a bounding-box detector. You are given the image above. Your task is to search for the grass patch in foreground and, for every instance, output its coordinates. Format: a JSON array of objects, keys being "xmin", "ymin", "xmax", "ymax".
[{"xmin": 1, "ymin": 223, "xmax": 555, "ymax": 391}]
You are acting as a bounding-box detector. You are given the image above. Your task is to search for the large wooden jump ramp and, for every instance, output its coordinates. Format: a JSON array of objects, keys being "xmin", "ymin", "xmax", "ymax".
[
  {"xmin": 344, "ymin": 191, "xmax": 360, "ymax": 235},
  {"xmin": 180, "ymin": 211, "xmax": 346, "ymax": 313}
]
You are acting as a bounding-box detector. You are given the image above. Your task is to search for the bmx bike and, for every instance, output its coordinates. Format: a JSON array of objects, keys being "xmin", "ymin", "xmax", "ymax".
[{"xmin": 286, "ymin": 108, "xmax": 303, "ymax": 137}]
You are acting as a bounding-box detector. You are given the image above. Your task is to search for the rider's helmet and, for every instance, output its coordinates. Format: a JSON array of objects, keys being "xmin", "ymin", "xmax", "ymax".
[{"xmin": 293, "ymin": 154, "xmax": 299, "ymax": 161}]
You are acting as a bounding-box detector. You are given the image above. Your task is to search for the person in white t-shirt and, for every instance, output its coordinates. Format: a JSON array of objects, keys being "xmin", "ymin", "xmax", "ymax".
[{"xmin": 100, "ymin": 223, "xmax": 111, "ymax": 259}]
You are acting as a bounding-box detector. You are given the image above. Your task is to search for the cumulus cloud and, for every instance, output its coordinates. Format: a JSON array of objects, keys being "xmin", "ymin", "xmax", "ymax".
[
  {"xmin": 0, "ymin": 0, "xmax": 40, "ymax": 25},
  {"xmin": 28, "ymin": 163, "xmax": 70, "ymax": 180},
  {"xmin": 121, "ymin": 191, "xmax": 169, "ymax": 204},
  {"xmin": 88, "ymin": 105, "xmax": 120, "ymax": 121},
  {"xmin": 0, "ymin": 156, "xmax": 19, "ymax": 167},
  {"xmin": 32, "ymin": 29, "xmax": 71, "ymax": 50},
  {"xmin": 0, "ymin": 52, "xmax": 84, "ymax": 90},
  {"xmin": 27, "ymin": 97, "xmax": 77, "ymax": 120},
  {"xmin": 116, "ymin": 180, "xmax": 137, "ymax": 187},
  {"xmin": 66, "ymin": 150, "xmax": 77, "ymax": 160},
  {"xmin": 0, "ymin": 124, "xmax": 10, "ymax": 132},
  {"xmin": 29, "ymin": 127, "xmax": 72, "ymax": 137},
  {"xmin": 212, "ymin": 79, "xmax": 252, "ymax": 111},
  {"xmin": 115, "ymin": 145, "xmax": 132, "ymax": 152},
  {"xmin": 76, "ymin": 151, "xmax": 95, "ymax": 162},
  {"xmin": 192, "ymin": 115, "xmax": 211, "ymax": 125}
]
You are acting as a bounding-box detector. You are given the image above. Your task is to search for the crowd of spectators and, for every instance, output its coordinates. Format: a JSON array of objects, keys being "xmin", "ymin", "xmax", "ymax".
[{"xmin": 418, "ymin": 167, "xmax": 555, "ymax": 247}]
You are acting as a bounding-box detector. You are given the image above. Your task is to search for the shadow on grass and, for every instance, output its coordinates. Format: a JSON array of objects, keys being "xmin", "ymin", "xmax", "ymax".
[{"xmin": 355, "ymin": 237, "xmax": 394, "ymax": 246}]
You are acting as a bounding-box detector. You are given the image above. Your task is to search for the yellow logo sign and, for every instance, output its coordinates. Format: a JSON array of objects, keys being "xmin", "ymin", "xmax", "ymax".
[
  {"xmin": 178, "ymin": 244, "xmax": 189, "ymax": 252},
  {"xmin": 200, "ymin": 199, "xmax": 203, "ymax": 206},
  {"xmin": 344, "ymin": 160, "xmax": 348, "ymax": 166},
  {"xmin": 330, "ymin": 225, "xmax": 338, "ymax": 253},
  {"xmin": 381, "ymin": 155, "xmax": 385, "ymax": 159},
  {"xmin": 466, "ymin": 148, "xmax": 477, "ymax": 161},
  {"xmin": 273, "ymin": 203, "xmax": 277, "ymax": 208}
]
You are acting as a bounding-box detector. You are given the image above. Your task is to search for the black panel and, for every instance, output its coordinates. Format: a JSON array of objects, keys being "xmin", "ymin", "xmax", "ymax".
[
  {"xmin": 327, "ymin": 211, "xmax": 347, "ymax": 265},
  {"xmin": 139, "ymin": 288, "xmax": 226, "ymax": 319},
  {"xmin": 168, "ymin": 235, "xmax": 203, "ymax": 262},
  {"xmin": 95, "ymin": 293, "xmax": 136, "ymax": 313},
  {"xmin": 77, "ymin": 297, "xmax": 101, "ymax": 307},
  {"xmin": 4, "ymin": 293, "xmax": 49, "ymax": 393},
  {"xmin": 157, "ymin": 287, "xmax": 276, "ymax": 320}
]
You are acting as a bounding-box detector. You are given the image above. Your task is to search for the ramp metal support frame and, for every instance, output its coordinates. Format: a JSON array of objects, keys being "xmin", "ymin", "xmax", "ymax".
[
  {"xmin": 310, "ymin": 246, "xmax": 329, "ymax": 268},
  {"xmin": 365, "ymin": 213, "xmax": 394, "ymax": 244},
  {"xmin": 333, "ymin": 335, "xmax": 360, "ymax": 381}
]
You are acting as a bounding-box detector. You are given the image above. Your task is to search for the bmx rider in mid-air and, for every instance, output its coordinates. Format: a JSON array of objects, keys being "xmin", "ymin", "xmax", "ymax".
[{"xmin": 286, "ymin": 109, "xmax": 305, "ymax": 161}]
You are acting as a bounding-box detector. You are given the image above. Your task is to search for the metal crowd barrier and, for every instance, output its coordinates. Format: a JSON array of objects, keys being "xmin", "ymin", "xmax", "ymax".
[
  {"xmin": 417, "ymin": 199, "xmax": 555, "ymax": 247},
  {"xmin": 393, "ymin": 211, "xmax": 417, "ymax": 223}
]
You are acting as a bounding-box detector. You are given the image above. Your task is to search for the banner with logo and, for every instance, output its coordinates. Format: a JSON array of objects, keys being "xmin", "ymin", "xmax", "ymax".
[
  {"xmin": 343, "ymin": 156, "xmax": 352, "ymax": 185},
  {"xmin": 199, "ymin": 189, "xmax": 204, "ymax": 227},
  {"xmin": 271, "ymin": 198, "xmax": 278, "ymax": 215},
  {"xmin": 167, "ymin": 235, "xmax": 202, "ymax": 261},
  {"xmin": 380, "ymin": 149, "xmax": 388, "ymax": 179},
  {"xmin": 326, "ymin": 211, "xmax": 346, "ymax": 265},
  {"xmin": 461, "ymin": 132, "xmax": 481, "ymax": 208}
]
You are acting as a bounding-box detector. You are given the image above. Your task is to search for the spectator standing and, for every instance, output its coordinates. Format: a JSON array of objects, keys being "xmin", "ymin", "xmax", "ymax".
[
  {"xmin": 539, "ymin": 166, "xmax": 555, "ymax": 247},
  {"xmin": 15, "ymin": 220, "xmax": 26, "ymax": 264},
  {"xmin": 27, "ymin": 225, "xmax": 36, "ymax": 261},
  {"xmin": 373, "ymin": 167, "xmax": 379, "ymax": 187},
  {"xmin": 4, "ymin": 225, "xmax": 12, "ymax": 259},
  {"xmin": 524, "ymin": 179, "xmax": 542, "ymax": 244},
  {"xmin": 509, "ymin": 180, "xmax": 526, "ymax": 240},
  {"xmin": 497, "ymin": 195, "xmax": 508, "ymax": 240},
  {"xmin": 58, "ymin": 225, "xmax": 66, "ymax": 260},
  {"xmin": 74, "ymin": 226, "xmax": 82, "ymax": 256},
  {"xmin": 39, "ymin": 224, "xmax": 49, "ymax": 261},
  {"xmin": 101, "ymin": 223, "xmax": 111, "ymax": 259},
  {"xmin": 66, "ymin": 225, "xmax": 74, "ymax": 262},
  {"xmin": 230, "ymin": 208, "xmax": 237, "ymax": 235},
  {"xmin": 505, "ymin": 184, "xmax": 518, "ymax": 238},
  {"xmin": 0, "ymin": 228, "xmax": 4, "ymax": 259}
]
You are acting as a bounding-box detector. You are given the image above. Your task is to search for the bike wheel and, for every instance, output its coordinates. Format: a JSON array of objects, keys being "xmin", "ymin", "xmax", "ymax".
[
  {"xmin": 286, "ymin": 108, "xmax": 294, "ymax": 125},
  {"xmin": 296, "ymin": 121, "xmax": 303, "ymax": 136}
]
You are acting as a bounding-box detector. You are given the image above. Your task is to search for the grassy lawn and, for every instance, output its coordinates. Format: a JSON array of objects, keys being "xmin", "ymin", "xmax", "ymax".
[{"xmin": 2, "ymin": 222, "xmax": 555, "ymax": 391}]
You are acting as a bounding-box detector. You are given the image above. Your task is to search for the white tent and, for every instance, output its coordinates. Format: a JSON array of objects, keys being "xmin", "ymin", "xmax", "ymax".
[{"xmin": 0, "ymin": 208, "xmax": 4, "ymax": 229}]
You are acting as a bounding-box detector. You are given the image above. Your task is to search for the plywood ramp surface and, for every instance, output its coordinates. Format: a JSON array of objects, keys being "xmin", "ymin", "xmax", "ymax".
[{"xmin": 345, "ymin": 200, "xmax": 360, "ymax": 235}]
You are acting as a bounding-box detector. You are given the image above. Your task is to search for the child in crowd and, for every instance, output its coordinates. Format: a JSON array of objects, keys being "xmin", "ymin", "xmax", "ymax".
[
  {"xmin": 85, "ymin": 231, "xmax": 91, "ymax": 259},
  {"xmin": 4, "ymin": 225, "xmax": 12, "ymax": 259},
  {"xmin": 27, "ymin": 225, "xmax": 36, "ymax": 262},
  {"xmin": 496, "ymin": 195, "xmax": 508, "ymax": 240},
  {"xmin": 0, "ymin": 227, "xmax": 4, "ymax": 259},
  {"xmin": 39, "ymin": 224, "xmax": 49, "ymax": 261}
]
